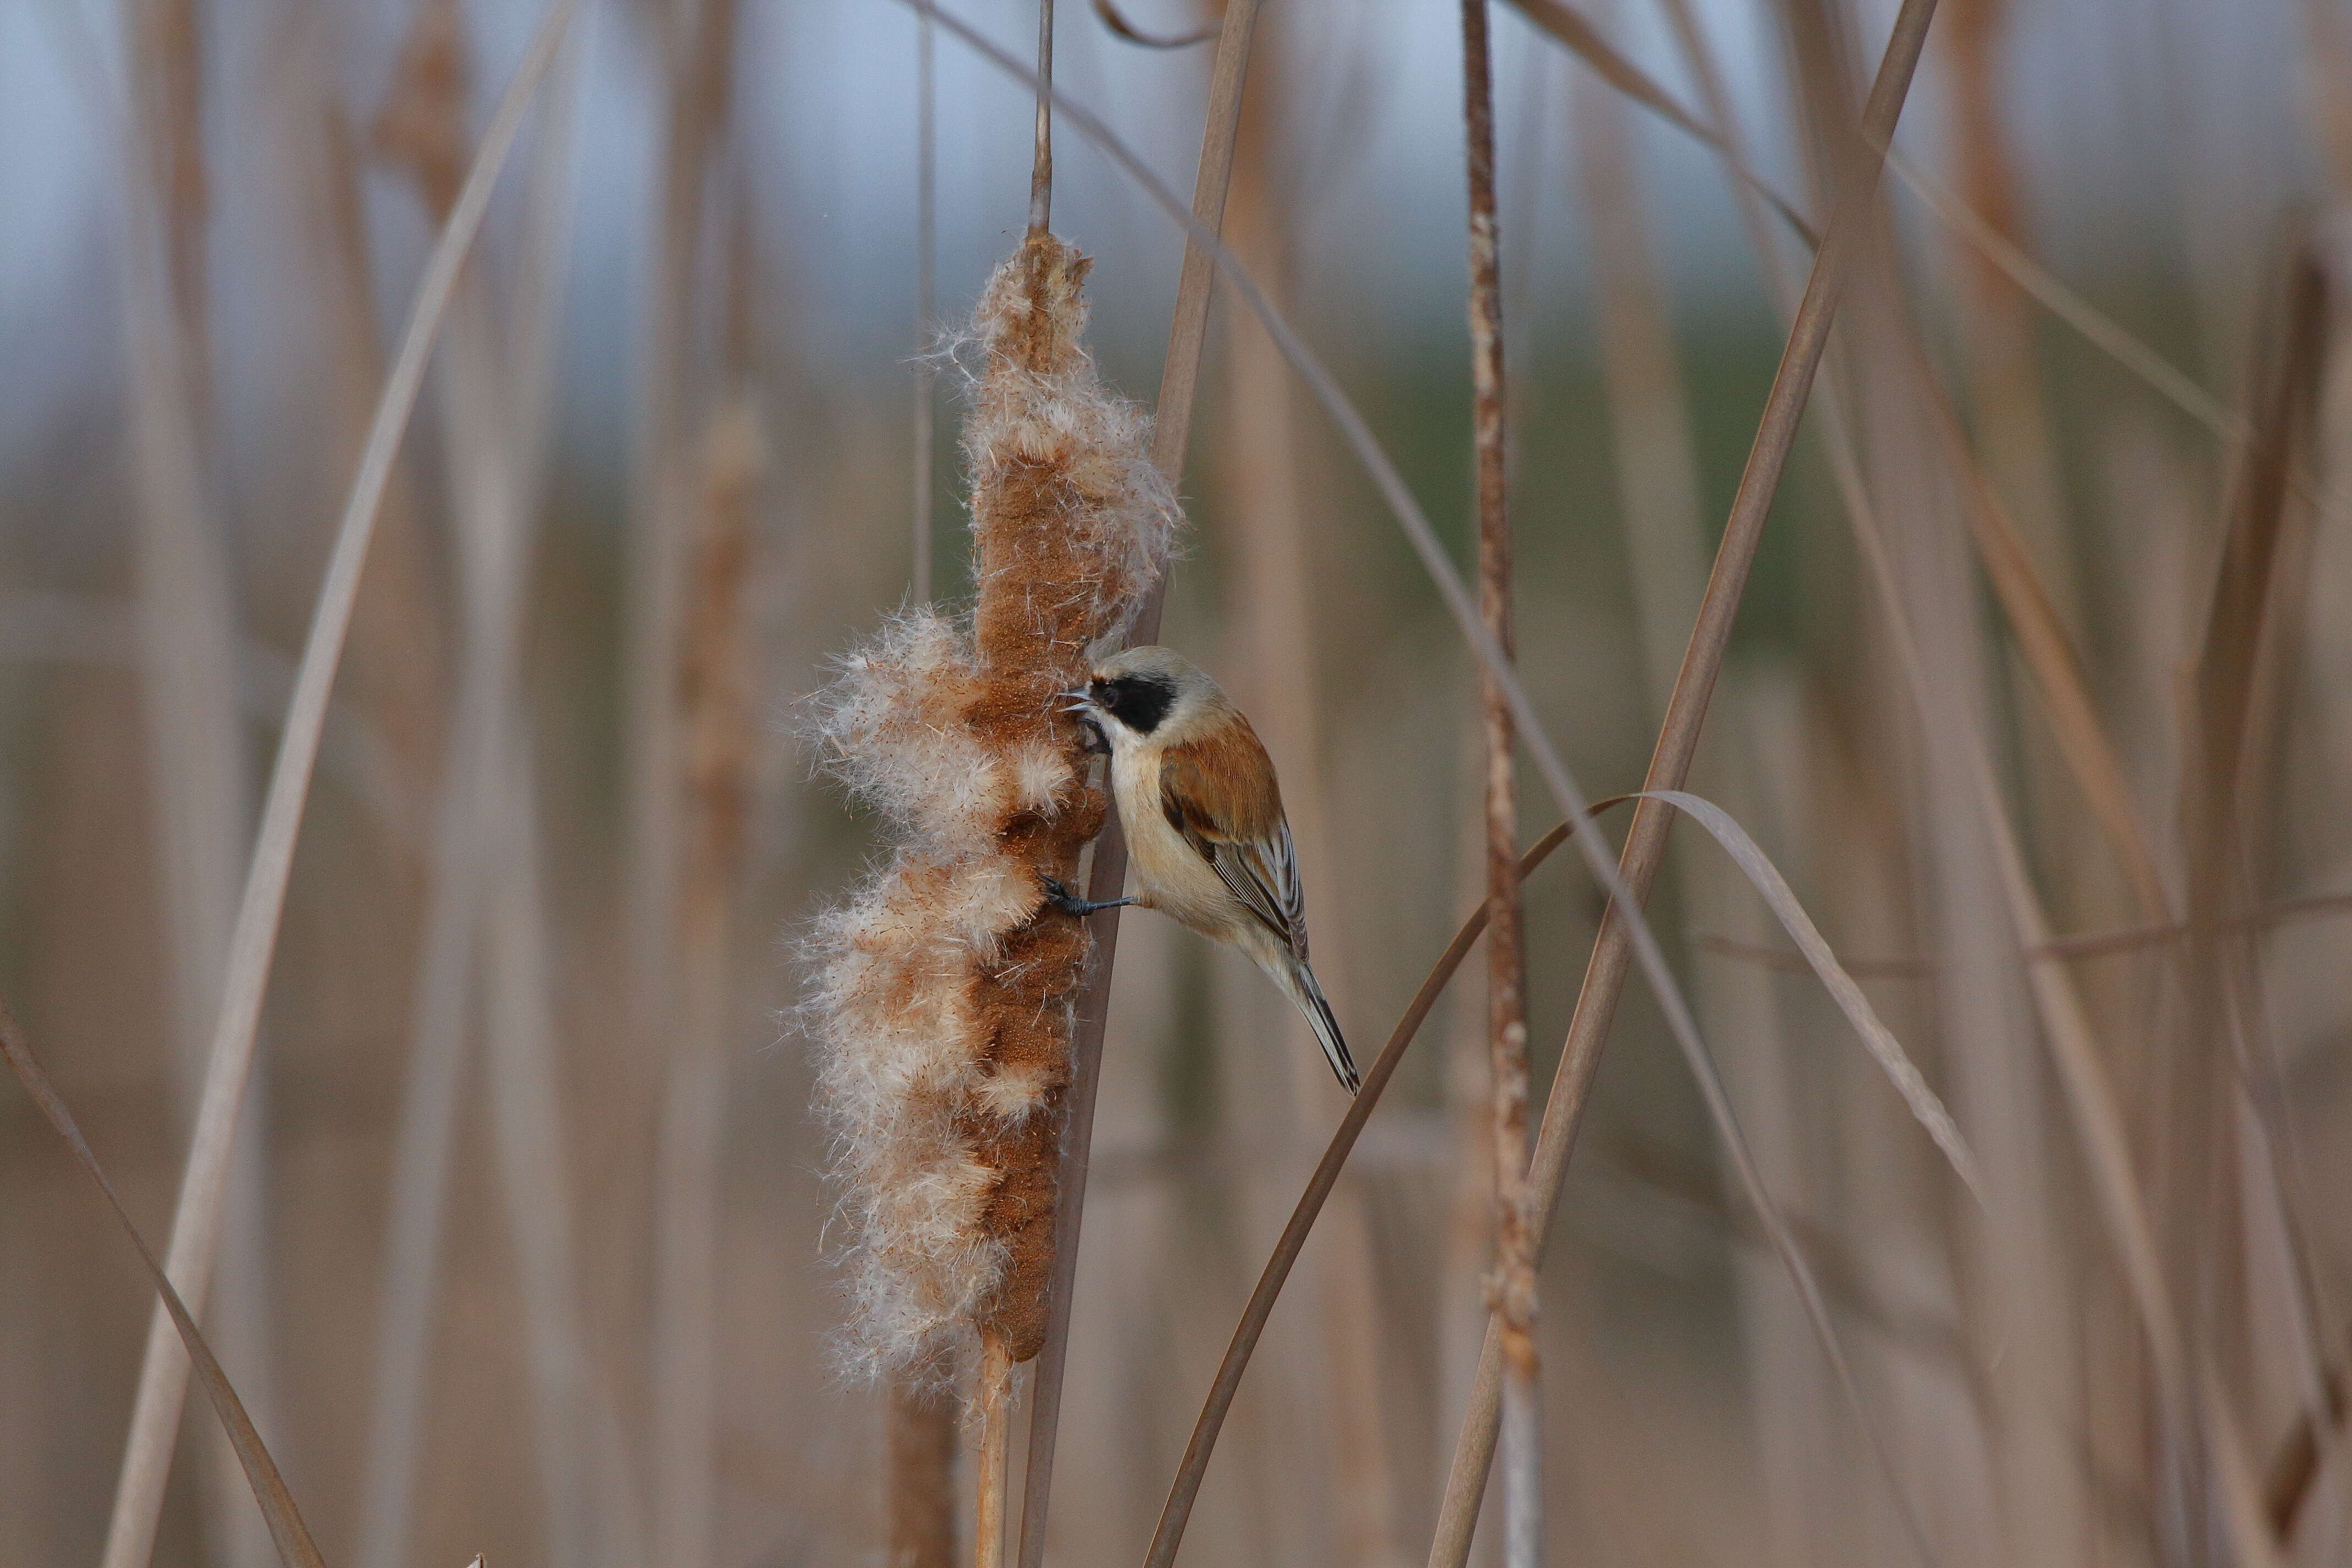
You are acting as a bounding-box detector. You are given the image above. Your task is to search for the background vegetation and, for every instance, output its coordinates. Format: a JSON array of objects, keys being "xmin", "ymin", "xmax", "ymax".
[{"xmin": 2, "ymin": 0, "xmax": 2346, "ymax": 1564}]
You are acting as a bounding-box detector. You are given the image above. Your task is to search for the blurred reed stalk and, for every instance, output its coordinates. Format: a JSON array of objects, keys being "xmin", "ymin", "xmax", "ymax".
[
  {"xmin": 359, "ymin": 11, "xmax": 618, "ymax": 1568},
  {"xmin": 654, "ymin": 216, "xmax": 766, "ymax": 1568},
  {"xmin": 1942, "ymin": 0, "xmax": 2071, "ymax": 612},
  {"xmin": 1457, "ymin": 2, "xmax": 1537, "ymax": 1564},
  {"xmin": 109, "ymin": 2, "xmax": 276, "ymax": 1563},
  {"xmin": 629, "ymin": 19, "xmax": 738, "ymax": 1459},
  {"xmin": 1565, "ymin": 8, "xmax": 1821, "ymax": 1560},
  {"xmin": 890, "ymin": 1381, "xmax": 957, "ymax": 1568},
  {"xmin": 1221, "ymin": 35, "xmax": 1404, "ymax": 1562}
]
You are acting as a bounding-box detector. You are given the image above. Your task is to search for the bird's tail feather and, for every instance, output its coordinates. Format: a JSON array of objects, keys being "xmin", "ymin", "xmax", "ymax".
[{"xmin": 1284, "ymin": 960, "xmax": 1360, "ymax": 1095}]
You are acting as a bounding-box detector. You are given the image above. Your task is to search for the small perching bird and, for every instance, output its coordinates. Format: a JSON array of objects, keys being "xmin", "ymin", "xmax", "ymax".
[{"xmin": 1045, "ymin": 646, "xmax": 1360, "ymax": 1094}]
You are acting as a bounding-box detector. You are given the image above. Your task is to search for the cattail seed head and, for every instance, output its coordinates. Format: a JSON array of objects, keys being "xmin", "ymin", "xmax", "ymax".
[{"xmin": 806, "ymin": 234, "xmax": 1175, "ymax": 1384}]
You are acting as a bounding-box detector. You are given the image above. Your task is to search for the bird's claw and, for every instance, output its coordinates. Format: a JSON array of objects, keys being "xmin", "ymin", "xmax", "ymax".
[
  {"xmin": 1039, "ymin": 873, "xmax": 1131, "ymax": 919},
  {"xmin": 1041, "ymin": 875, "xmax": 1091, "ymax": 918}
]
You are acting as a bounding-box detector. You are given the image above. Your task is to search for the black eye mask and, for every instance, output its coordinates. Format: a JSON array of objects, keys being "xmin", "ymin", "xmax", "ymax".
[{"xmin": 1092, "ymin": 674, "xmax": 1177, "ymax": 736}]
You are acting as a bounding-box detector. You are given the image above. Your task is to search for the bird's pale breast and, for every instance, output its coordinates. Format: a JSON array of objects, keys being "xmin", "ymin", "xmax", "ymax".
[{"xmin": 1112, "ymin": 744, "xmax": 1253, "ymax": 941}]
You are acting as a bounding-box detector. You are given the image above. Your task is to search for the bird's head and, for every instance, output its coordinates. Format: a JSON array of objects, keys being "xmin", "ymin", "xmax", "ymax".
[{"xmin": 1063, "ymin": 645, "xmax": 1223, "ymax": 752}]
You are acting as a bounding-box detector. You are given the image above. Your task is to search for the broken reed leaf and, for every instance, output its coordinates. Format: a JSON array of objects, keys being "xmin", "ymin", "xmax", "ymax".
[
  {"xmin": 806, "ymin": 231, "xmax": 1177, "ymax": 1386},
  {"xmin": 0, "ymin": 999, "xmax": 327, "ymax": 1568},
  {"xmin": 1632, "ymin": 790, "xmax": 1985, "ymax": 1202}
]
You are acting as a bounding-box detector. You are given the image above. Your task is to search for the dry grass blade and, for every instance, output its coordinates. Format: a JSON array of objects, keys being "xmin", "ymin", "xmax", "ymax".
[
  {"xmin": 99, "ymin": 7, "xmax": 575, "ymax": 1560},
  {"xmin": 1634, "ymin": 790, "xmax": 1983, "ymax": 1200},
  {"xmin": 1013, "ymin": 4, "xmax": 1260, "ymax": 1561},
  {"xmin": 1144, "ymin": 809, "xmax": 1623, "ymax": 1568},
  {"xmin": 0, "ymin": 999, "xmax": 325, "ymax": 1568}
]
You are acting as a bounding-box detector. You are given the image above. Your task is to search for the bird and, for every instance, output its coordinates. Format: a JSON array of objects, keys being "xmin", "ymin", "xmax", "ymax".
[{"xmin": 1042, "ymin": 645, "xmax": 1360, "ymax": 1095}]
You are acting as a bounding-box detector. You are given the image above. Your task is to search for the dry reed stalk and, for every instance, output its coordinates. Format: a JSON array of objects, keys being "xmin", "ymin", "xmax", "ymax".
[
  {"xmin": 894, "ymin": 14, "xmax": 951, "ymax": 1556},
  {"xmin": 96, "ymin": 10, "xmax": 574, "ymax": 1563},
  {"xmin": 1438, "ymin": 736, "xmax": 1500, "ymax": 1568},
  {"xmin": 1778, "ymin": 177, "xmax": 2299, "ymax": 1564},
  {"xmin": 1458, "ymin": 3, "xmax": 1537, "ymax": 1563},
  {"xmin": 1428, "ymin": 4, "xmax": 1943, "ymax": 1559},
  {"xmin": 483, "ymin": 733, "xmax": 599, "ymax": 1568},
  {"xmin": 805, "ymin": 225, "xmax": 1175, "ymax": 1384},
  {"xmin": 1767, "ymin": 10, "xmax": 2062, "ymax": 1558},
  {"xmin": 1014, "ymin": 4, "xmax": 1261, "ymax": 1558},
  {"xmin": 346, "ymin": 16, "xmax": 494, "ymax": 1558}
]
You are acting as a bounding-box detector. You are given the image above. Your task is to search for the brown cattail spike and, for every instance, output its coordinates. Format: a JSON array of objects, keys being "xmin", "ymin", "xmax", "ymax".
[{"xmin": 807, "ymin": 232, "xmax": 1175, "ymax": 1384}]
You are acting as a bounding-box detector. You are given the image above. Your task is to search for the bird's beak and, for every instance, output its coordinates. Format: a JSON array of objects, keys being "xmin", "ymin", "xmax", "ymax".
[{"xmin": 1060, "ymin": 688, "xmax": 1093, "ymax": 712}]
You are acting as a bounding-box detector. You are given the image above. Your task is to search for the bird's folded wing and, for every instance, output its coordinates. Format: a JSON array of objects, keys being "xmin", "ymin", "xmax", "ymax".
[{"xmin": 1159, "ymin": 744, "xmax": 1309, "ymax": 961}]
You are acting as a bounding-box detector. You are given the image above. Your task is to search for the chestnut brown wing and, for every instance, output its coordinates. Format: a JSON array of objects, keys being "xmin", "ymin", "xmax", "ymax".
[{"xmin": 1157, "ymin": 726, "xmax": 1308, "ymax": 961}]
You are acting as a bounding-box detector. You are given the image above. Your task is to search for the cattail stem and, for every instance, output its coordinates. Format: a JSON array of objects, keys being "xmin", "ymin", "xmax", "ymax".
[
  {"xmin": 913, "ymin": 4, "xmax": 938, "ymax": 601},
  {"xmin": 973, "ymin": 1327, "xmax": 1016, "ymax": 1568},
  {"xmin": 1027, "ymin": 0, "xmax": 1054, "ymax": 236},
  {"xmin": 1461, "ymin": 0, "xmax": 1537, "ymax": 1561}
]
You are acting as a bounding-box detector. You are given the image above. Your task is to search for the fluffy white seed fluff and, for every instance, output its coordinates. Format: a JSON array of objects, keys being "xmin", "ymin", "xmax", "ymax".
[{"xmin": 803, "ymin": 244, "xmax": 1178, "ymax": 1384}]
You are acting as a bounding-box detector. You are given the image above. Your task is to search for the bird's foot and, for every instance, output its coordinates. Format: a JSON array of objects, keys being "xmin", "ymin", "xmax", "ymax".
[{"xmin": 1040, "ymin": 875, "xmax": 1133, "ymax": 919}]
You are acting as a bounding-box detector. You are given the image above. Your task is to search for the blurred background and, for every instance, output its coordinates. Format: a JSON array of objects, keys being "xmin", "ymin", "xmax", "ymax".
[{"xmin": 3, "ymin": 0, "xmax": 2349, "ymax": 1564}]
